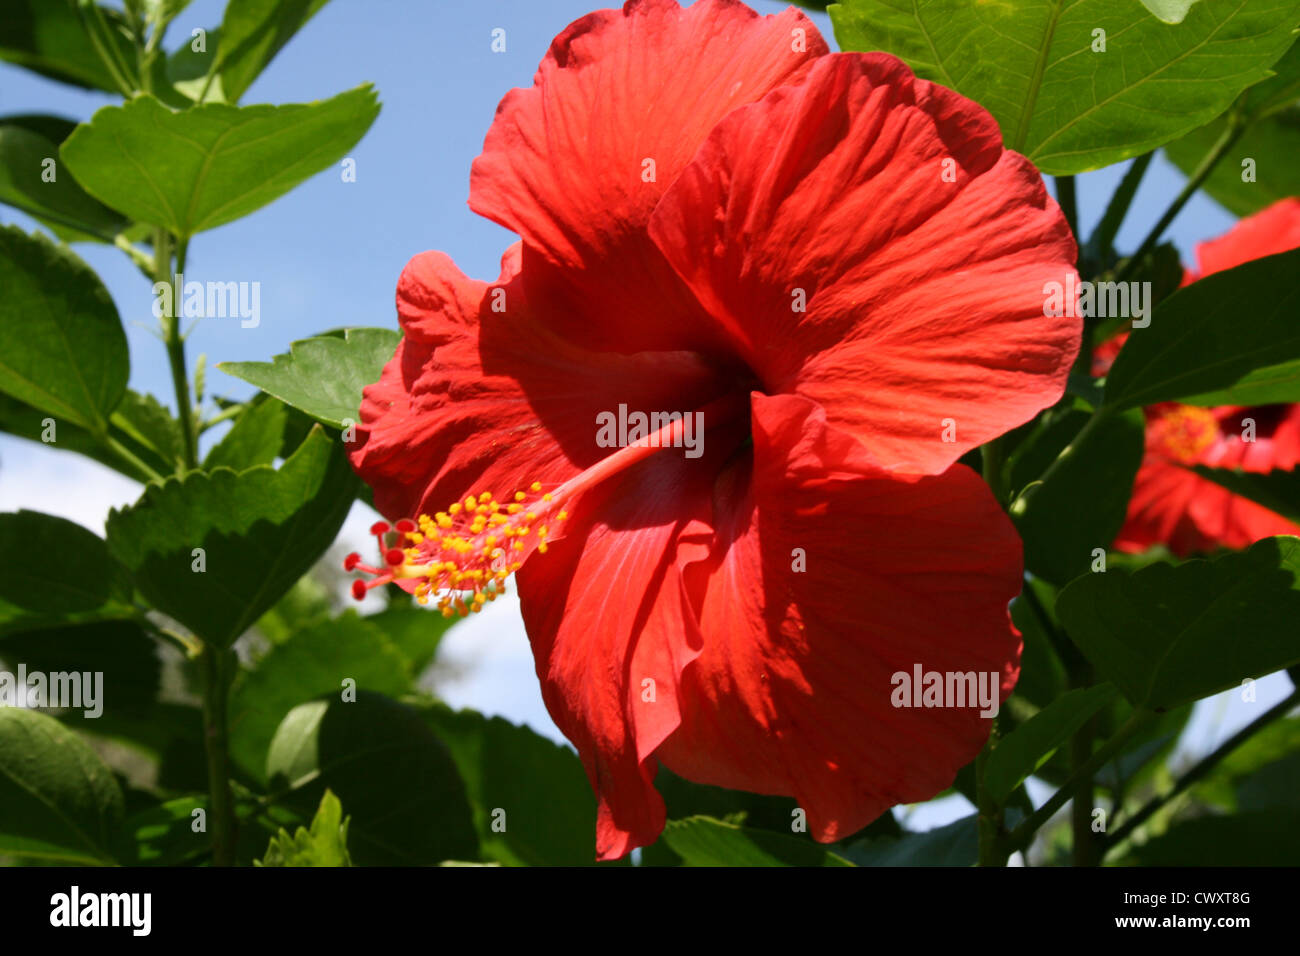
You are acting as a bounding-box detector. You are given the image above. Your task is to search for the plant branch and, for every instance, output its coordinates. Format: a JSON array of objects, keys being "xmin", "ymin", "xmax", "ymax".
[
  {"xmin": 1085, "ymin": 152, "xmax": 1153, "ymax": 269},
  {"xmin": 1103, "ymin": 688, "xmax": 1300, "ymax": 856},
  {"xmin": 199, "ymin": 644, "xmax": 238, "ymax": 866}
]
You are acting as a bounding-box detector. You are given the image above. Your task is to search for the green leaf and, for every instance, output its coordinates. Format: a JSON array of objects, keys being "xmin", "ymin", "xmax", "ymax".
[
  {"xmin": 1103, "ymin": 249, "xmax": 1300, "ymax": 409},
  {"xmin": 1165, "ymin": 107, "xmax": 1300, "ymax": 217},
  {"xmin": 60, "ymin": 85, "xmax": 379, "ymax": 238},
  {"xmin": 167, "ymin": 26, "xmax": 224, "ymax": 104},
  {"xmin": 0, "ymin": 708, "xmax": 124, "ymax": 864},
  {"xmin": 114, "ymin": 796, "xmax": 208, "ymax": 866},
  {"xmin": 217, "ymin": 0, "xmax": 332, "ymax": 104},
  {"xmin": 1173, "ymin": 357, "xmax": 1300, "ymax": 407},
  {"xmin": 203, "ymin": 395, "xmax": 286, "ymax": 471},
  {"xmin": 229, "ymin": 611, "xmax": 410, "ymax": 781},
  {"xmin": 1127, "ymin": 809, "xmax": 1300, "ymax": 864},
  {"xmin": 219, "ymin": 327, "xmax": 400, "ymax": 429},
  {"xmin": 1011, "ymin": 407, "xmax": 1145, "ymax": 585},
  {"xmin": 256, "ymin": 789, "xmax": 351, "ymax": 866},
  {"xmin": 364, "ymin": 602, "xmax": 454, "ymax": 677},
  {"xmin": 419, "ymin": 703, "xmax": 602, "ymax": 866},
  {"xmin": 662, "ymin": 816, "xmax": 853, "ymax": 867},
  {"xmin": 0, "ymin": 619, "xmax": 162, "ymax": 719},
  {"xmin": 0, "ymin": 1, "xmax": 135, "ymax": 93},
  {"xmin": 985, "ymin": 684, "xmax": 1118, "ymax": 804},
  {"xmin": 105, "ymin": 426, "xmax": 357, "ymax": 646},
  {"xmin": 0, "ymin": 511, "xmax": 128, "ymax": 615},
  {"xmin": 0, "ymin": 392, "xmax": 168, "ymax": 484},
  {"xmin": 266, "ymin": 692, "xmax": 478, "ymax": 865},
  {"xmin": 830, "ymin": 0, "xmax": 1300, "ymax": 174},
  {"xmin": 1191, "ymin": 465, "xmax": 1300, "ymax": 526},
  {"xmin": 111, "ymin": 388, "xmax": 184, "ymax": 470},
  {"xmin": 1057, "ymin": 536, "xmax": 1300, "ymax": 710},
  {"xmin": 840, "ymin": 813, "xmax": 978, "ymax": 866},
  {"xmin": 0, "ymin": 226, "xmax": 129, "ymax": 434},
  {"xmin": 0, "ymin": 119, "xmax": 128, "ymax": 241}
]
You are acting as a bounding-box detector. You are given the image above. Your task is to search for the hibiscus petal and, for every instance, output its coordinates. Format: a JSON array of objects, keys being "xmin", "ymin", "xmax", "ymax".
[
  {"xmin": 648, "ymin": 52, "xmax": 1079, "ymax": 474},
  {"xmin": 513, "ymin": 445, "xmax": 736, "ymax": 860},
  {"xmin": 349, "ymin": 244, "xmax": 719, "ymax": 518},
  {"xmin": 469, "ymin": 0, "xmax": 826, "ymax": 351},
  {"xmin": 656, "ymin": 393, "xmax": 1023, "ymax": 842},
  {"xmin": 1196, "ymin": 197, "xmax": 1300, "ymax": 276}
]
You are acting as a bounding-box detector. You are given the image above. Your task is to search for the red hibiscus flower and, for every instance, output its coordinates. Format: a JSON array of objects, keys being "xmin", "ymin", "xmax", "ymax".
[
  {"xmin": 1106, "ymin": 199, "xmax": 1300, "ymax": 556},
  {"xmin": 346, "ymin": 0, "xmax": 1078, "ymax": 858}
]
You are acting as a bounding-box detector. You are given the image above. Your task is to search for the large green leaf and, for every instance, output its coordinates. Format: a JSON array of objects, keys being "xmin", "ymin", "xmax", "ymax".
[
  {"xmin": 1057, "ymin": 536, "xmax": 1300, "ymax": 710},
  {"xmin": 419, "ymin": 704, "xmax": 602, "ymax": 866},
  {"xmin": 363, "ymin": 602, "xmax": 454, "ymax": 677},
  {"xmin": 1103, "ymin": 249, "xmax": 1300, "ymax": 409},
  {"xmin": 216, "ymin": 0, "xmax": 332, "ymax": 104},
  {"xmin": 840, "ymin": 813, "xmax": 978, "ymax": 866},
  {"xmin": 830, "ymin": 0, "xmax": 1300, "ymax": 174},
  {"xmin": 0, "ymin": 510, "xmax": 129, "ymax": 615},
  {"xmin": 0, "ymin": 708, "xmax": 124, "ymax": 864},
  {"xmin": 266, "ymin": 692, "xmax": 478, "ymax": 865},
  {"xmin": 219, "ymin": 327, "xmax": 400, "ymax": 429},
  {"xmin": 229, "ymin": 611, "xmax": 410, "ymax": 781},
  {"xmin": 1010, "ymin": 407, "xmax": 1145, "ymax": 585},
  {"xmin": 105, "ymin": 426, "xmax": 357, "ymax": 646},
  {"xmin": 0, "ymin": 1, "xmax": 135, "ymax": 93},
  {"xmin": 1127, "ymin": 809, "xmax": 1300, "ymax": 864},
  {"xmin": 662, "ymin": 816, "xmax": 853, "ymax": 867},
  {"xmin": 60, "ymin": 85, "xmax": 379, "ymax": 238},
  {"xmin": 985, "ymin": 683, "xmax": 1118, "ymax": 805},
  {"xmin": 0, "ymin": 118, "xmax": 128, "ymax": 241},
  {"xmin": 0, "ymin": 226, "xmax": 129, "ymax": 434}
]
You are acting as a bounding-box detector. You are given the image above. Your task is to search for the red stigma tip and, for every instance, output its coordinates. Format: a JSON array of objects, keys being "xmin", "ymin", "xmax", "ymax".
[
  {"xmin": 385, "ymin": 548, "xmax": 406, "ymax": 566},
  {"xmin": 350, "ymin": 579, "xmax": 367, "ymax": 601},
  {"xmin": 343, "ymin": 552, "xmax": 361, "ymax": 571},
  {"xmin": 395, "ymin": 518, "xmax": 416, "ymax": 533},
  {"xmin": 370, "ymin": 521, "xmax": 392, "ymax": 535}
]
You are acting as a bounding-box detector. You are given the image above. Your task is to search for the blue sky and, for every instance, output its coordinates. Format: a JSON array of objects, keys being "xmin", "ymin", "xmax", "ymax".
[{"xmin": 0, "ymin": 1, "xmax": 1279, "ymax": 831}]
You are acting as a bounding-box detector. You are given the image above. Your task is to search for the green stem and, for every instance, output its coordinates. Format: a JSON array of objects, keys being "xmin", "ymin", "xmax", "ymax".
[
  {"xmin": 1103, "ymin": 688, "xmax": 1300, "ymax": 856},
  {"xmin": 1055, "ymin": 175, "xmax": 1078, "ymax": 245},
  {"xmin": 199, "ymin": 644, "xmax": 238, "ymax": 866},
  {"xmin": 78, "ymin": 3, "xmax": 135, "ymax": 97},
  {"xmin": 1068, "ymin": 664, "xmax": 1100, "ymax": 866},
  {"xmin": 157, "ymin": 232, "xmax": 199, "ymax": 471},
  {"xmin": 200, "ymin": 402, "xmax": 246, "ymax": 432},
  {"xmin": 1085, "ymin": 153, "xmax": 1153, "ymax": 268},
  {"xmin": 1116, "ymin": 117, "xmax": 1245, "ymax": 282},
  {"xmin": 1000, "ymin": 708, "xmax": 1152, "ymax": 857},
  {"xmin": 102, "ymin": 433, "xmax": 164, "ymax": 483},
  {"xmin": 1010, "ymin": 407, "xmax": 1113, "ymax": 516},
  {"xmin": 975, "ymin": 721, "xmax": 1006, "ymax": 866}
]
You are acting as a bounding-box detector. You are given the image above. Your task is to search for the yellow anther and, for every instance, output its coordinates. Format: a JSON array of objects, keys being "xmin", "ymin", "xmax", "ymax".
[
  {"xmin": 530, "ymin": 482, "xmax": 542, "ymax": 492},
  {"xmin": 514, "ymin": 491, "xmax": 526, "ymax": 502}
]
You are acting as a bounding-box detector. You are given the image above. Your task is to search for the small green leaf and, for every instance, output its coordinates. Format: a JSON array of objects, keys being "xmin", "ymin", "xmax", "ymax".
[
  {"xmin": 219, "ymin": 327, "xmax": 400, "ymax": 429},
  {"xmin": 0, "ymin": 511, "xmax": 128, "ymax": 614},
  {"xmin": 419, "ymin": 703, "xmax": 602, "ymax": 866},
  {"xmin": 0, "ymin": 119, "xmax": 127, "ymax": 241},
  {"xmin": 830, "ymin": 0, "xmax": 1300, "ymax": 174},
  {"xmin": 1103, "ymin": 249, "xmax": 1300, "ymax": 409},
  {"xmin": 1191, "ymin": 465, "xmax": 1300, "ymax": 526},
  {"xmin": 217, "ymin": 0, "xmax": 332, "ymax": 104},
  {"xmin": 0, "ymin": 226, "xmax": 129, "ymax": 434},
  {"xmin": 256, "ymin": 789, "xmax": 351, "ymax": 867},
  {"xmin": 203, "ymin": 395, "xmax": 286, "ymax": 471},
  {"xmin": 985, "ymin": 684, "xmax": 1118, "ymax": 805},
  {"xmin": 0, "ymin": 708, "xmax": 124, "ymax": 864},
  {"xmin": 60, "ymin": 86, "xmax": 379, "ymax": 237},
  {"xmin": 1057, "ymin": 536, "xmax": 1300, "ymax": 710},
  {"xmin": 114, "ymin": 796, "xmax": 208, "ymax": 866},
  {"xmin": 266, "ymin": 692, "xmax": 478, "ymax": 866},
  {"xmin": 111, "ymin": 389, "xmax": 184, "ymax": 470},
  {"xmin": 106, "ymin": 426, "xmax": 357, "ymax": 646},
  {"xmin": 229, "ymin": 611, "xmax": 410, "ymax": 781},
  {"xmin": 0, "ymin": 1, "xmax": 135, "ymax": 93}
]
